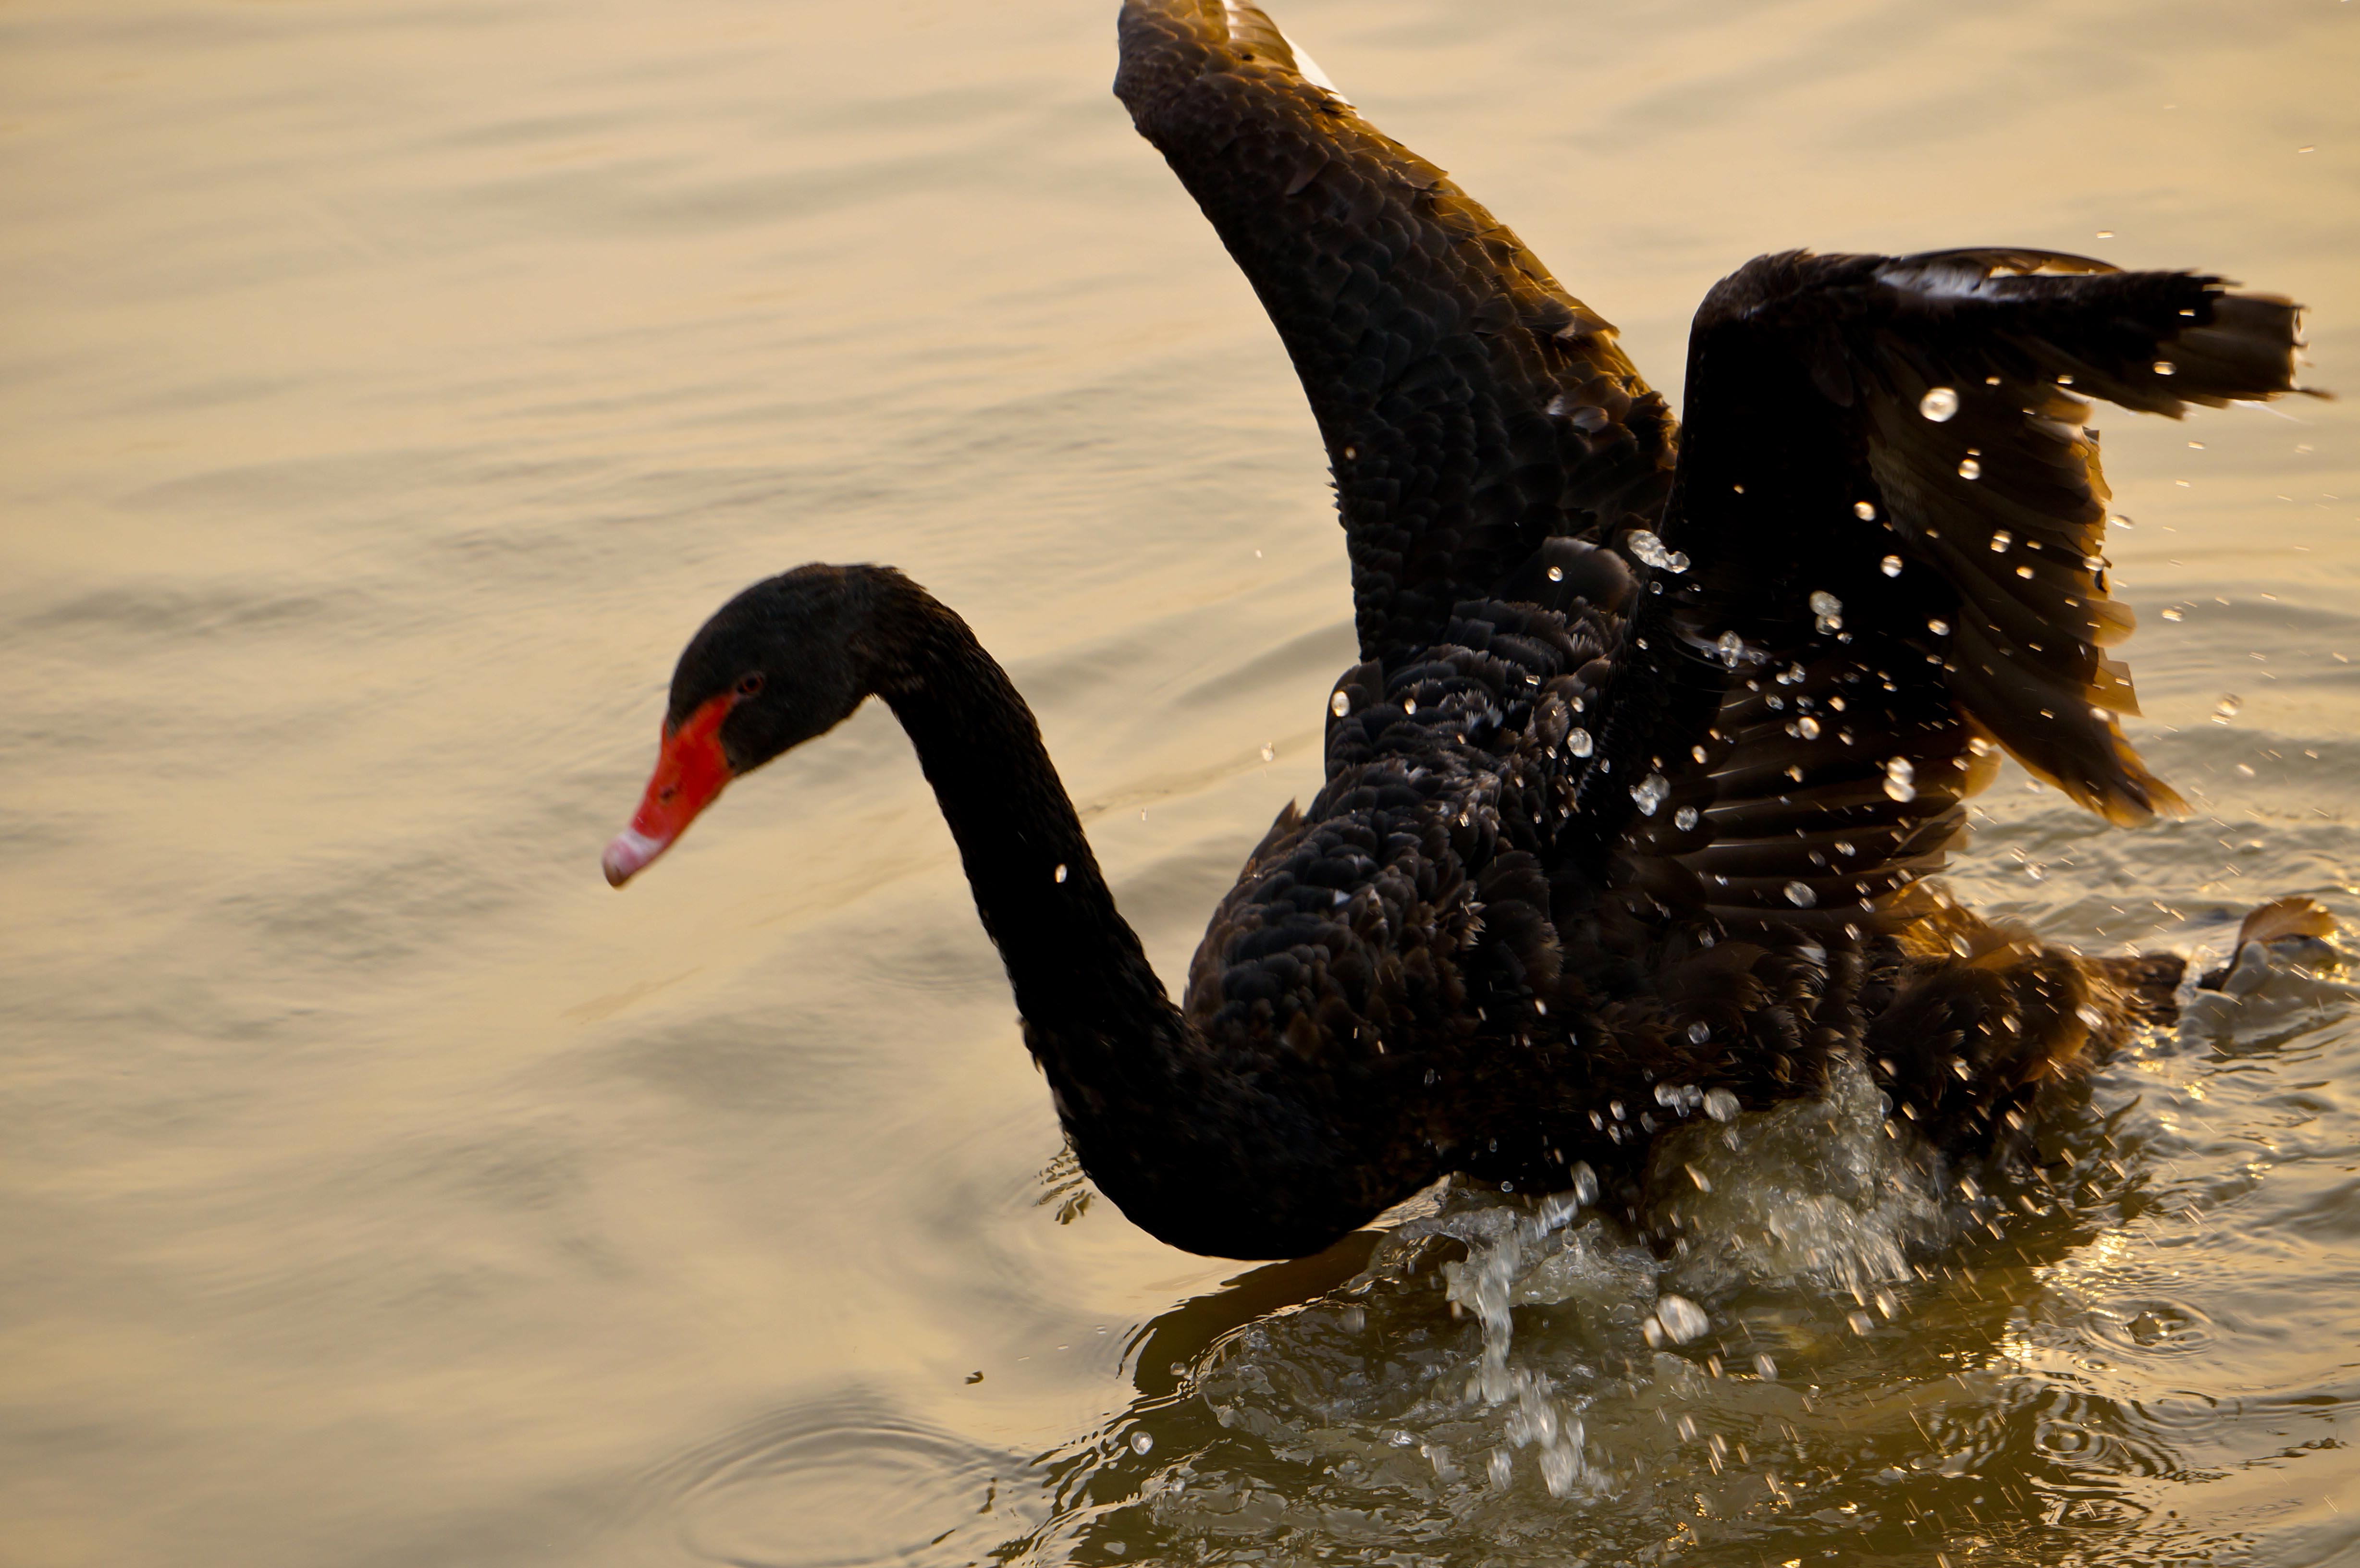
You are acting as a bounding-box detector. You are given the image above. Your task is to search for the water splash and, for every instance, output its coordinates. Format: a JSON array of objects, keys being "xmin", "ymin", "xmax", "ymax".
[
  {"xmin": 1646, "ymin": 1056, "xmax": 1950, "ymax": 1301},
  {"xmin": 1372, "ymin": 1178, "xmax": 1623, "ymax": 1499},
  {"xmin": 1625, "ymin": 530, "xmax": 1690, "ymax": 574}
]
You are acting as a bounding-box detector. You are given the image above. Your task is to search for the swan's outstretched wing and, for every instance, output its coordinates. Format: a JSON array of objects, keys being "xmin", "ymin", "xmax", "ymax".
[
  {"xmin": 1589, "ymin": 249, "xmax": 2308, "ymax": 934},
  {"xmin": 1115, "ymin": 0, "xmax": 1676, "ymax": 666}
]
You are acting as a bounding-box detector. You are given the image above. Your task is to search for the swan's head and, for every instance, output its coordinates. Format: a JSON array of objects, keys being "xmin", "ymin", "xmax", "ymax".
[{"xmin": 602, "ymin": 564, "xmax": 875, "ymax": 887}]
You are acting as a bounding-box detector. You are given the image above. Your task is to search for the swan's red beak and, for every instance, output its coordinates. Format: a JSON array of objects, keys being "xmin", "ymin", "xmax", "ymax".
[{"xmin": 603, "ymin": 693, "xmax": 735, "ymax": 887}]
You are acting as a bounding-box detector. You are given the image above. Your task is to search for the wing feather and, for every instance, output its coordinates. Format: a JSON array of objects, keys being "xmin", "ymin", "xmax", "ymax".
[
  {"xmin": 1115, "ymin": 0, "xmax": 1676, "ymax": 664},
  {"xmin": 1599, "ymin": 248, "xmax": 2307, "ymax": 931}
]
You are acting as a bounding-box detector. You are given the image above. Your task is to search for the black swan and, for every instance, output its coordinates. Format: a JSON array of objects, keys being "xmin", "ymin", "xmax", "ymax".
[{"xmin": 601, "ymin": 0, "xmax": 2320, "ymax": 1260}]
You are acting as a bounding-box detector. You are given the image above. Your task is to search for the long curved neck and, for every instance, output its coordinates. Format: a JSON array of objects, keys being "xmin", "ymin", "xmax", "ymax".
[
  {"xmin": 847, "ymin": 572, "xmax": 1410, "ymax": 1260},
  {"xmin": 857, "ymin": 577, "xmax": 1182, "ymax": 1072}
]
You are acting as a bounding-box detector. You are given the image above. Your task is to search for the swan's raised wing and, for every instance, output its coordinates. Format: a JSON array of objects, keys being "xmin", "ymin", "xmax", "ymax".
[
  {"xmin": 1591, "ymin": 249, "xmax": 2307, "ymax": 934},
  {"xmin": 1115, "ymin": 0, "xmax": 1676, "ymax": 666}
]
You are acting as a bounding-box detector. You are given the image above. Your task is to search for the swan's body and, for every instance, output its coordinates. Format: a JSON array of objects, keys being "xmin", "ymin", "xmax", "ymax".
[{"xmin": 603, "ymin": 0, "xmax": 2310, "ymax": 1260}]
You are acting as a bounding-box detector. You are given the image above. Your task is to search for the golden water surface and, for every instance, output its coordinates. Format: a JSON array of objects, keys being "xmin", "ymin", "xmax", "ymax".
[{"xmin": 3, "ymin": 0, "xmax": 2358, "ymax": 1563}]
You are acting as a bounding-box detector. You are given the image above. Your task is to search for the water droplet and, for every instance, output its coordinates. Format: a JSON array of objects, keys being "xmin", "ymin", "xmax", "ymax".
[
  {"xmin": 1794, "ymin": 715, "xmax": 1820, "ymax": 740},
  {"xmin": 1626, "ymin": 529, "xmax": 1690, "ymax": 573},
  {"xmin": 1884, "ymin": 756, "xmax": 1917, "ymax": 802},
  {"xmin": 1489, "ymin": 1448, "xmax": 1513, "ymax": 1488},
  {"xmin": 1716, "ymin": 630, "xmax": 1746, "ymax": 668},
  {"xmin": 1957, "ymin": 457, "xmax": 1983, "ymax": 480},
  {"xmin": 2162, "ymin": 606, "xmax": 2185, "ymax": 621},
  {"xmin": 1688, "ymin": 1020, "xmax": 1710, "ymax": 1044},
  {"xmin": 1332, "ymin": 690, "xmax": 1351, "ymax": 717},
  {"xmin": 1131, "ymin": 1431, "xmax": 1155, "ymax": 1455},
  {"xmin": 1752, "ymin": 1352, "xmax": 1778, "ymax": 1380},
  {"xmin": 1783, "ymin": 880, "xmax": 1817, "ymax": 907},
  {"xmin": 1631, "ymin": 773, "xmax": 1669, "ymax": 815},
  {"xmin": 1918, "ymin": 386, "xmax": 1961, "ymax": 422},
  {"xmin": 1567, "ymin": 727, "xmax": 1594, "ymax": 757},
  {"xmin": 1881, "ymin": 554, "xmax": 1904, "ymax": 577},
  {"xmin": 2212, "ymin": 694, "xmax": 2243, "ymax": 723},
  {"xmin": 1989, "ymin": 529, "xmax": 2013, "ymax": 552},
  {"xmin": 1547, "ymin": 564, "xmax": 1564, "ymax": 582},
  {"xmin": 1854, "ymin": 500, "xmax": 1878, "ymax": 520},
  {"xmin": 1403, "ymin": 697, "xmax": 1417, "ymax": 715},
  {"xmin": 1655, "ymin": 1294, "xmax": 1710, "ymax": 1343},
  {"xmin": 2153, "ymin": 360, "xmax": 2176, "ymax": 376},
  {"xmin": 1927, "ymin": 618, "xmax": 1950, "ymax": 637},
  {"xmin": 2016, "ymin": 564, "xmax": 2033, "ymax": 578},
  {"xmin": 1835, "ymin": 840, "xmax": 1856, "ymax": 856},
  {"xmin": 2026, "ymin": 862, "xmax": 2046, "ymax": 881},
  {"xmin": 1342, "ymin": 445, "xmax": 1356, "ymax": 460},
  {"xmin": 1054, "ymin": 864, "xmax": 1069, "ymax": 883},
  {"xmin": 1260, "ymin": 743, "xmax": 1275, "ymax": 762},
  {"xmin": 1674, "ymin": 805, "xmax": 1699, "ymax": 831},
  {"xmin": 1704, "ymin": 1088, "xmax": 1739, "ymax": 1123}
]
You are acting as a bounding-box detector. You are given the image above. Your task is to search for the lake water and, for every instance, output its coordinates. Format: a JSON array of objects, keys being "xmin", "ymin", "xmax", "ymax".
[{"xmin": 3, "ymin": 0, "xmax": 2357, "ymax": 1563}]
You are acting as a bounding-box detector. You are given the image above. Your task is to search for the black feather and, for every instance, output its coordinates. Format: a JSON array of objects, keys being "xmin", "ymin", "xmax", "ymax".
[{"xmin": 611, "ymin": 1, "xmax": 2317, "ymax": 1264}]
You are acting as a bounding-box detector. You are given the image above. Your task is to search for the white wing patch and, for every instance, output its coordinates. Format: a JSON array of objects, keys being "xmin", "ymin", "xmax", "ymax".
[
  {"xmin": 1279, "ymin": 30, "xmax": 1350, "ymax": 102},
  {"xmin": 1872, "ymin": 258, "xmax": 2016, "ymax": 301},
  {"xmin": 1219, "ymin": 0, "xmax": 1353, "ymax": 106},
  {"xmin": 1874, "ymin": 251, "xmax": 2118, "ymax": 300}
]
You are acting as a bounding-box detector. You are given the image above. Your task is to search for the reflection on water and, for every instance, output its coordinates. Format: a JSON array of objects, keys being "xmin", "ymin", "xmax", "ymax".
[{"xmin": 2, "ymin": 0, "xmax": 2357, "ymax": 1563}]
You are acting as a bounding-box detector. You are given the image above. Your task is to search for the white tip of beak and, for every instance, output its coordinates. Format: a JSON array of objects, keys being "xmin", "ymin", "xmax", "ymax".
[{"xmin": 602, "ymin": 826, "xmax": 669, "ymax": 888}]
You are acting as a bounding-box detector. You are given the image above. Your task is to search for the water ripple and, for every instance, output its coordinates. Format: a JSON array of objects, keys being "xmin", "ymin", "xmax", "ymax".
[{"xmin": 627, "ymin": 1390, "xmax": 1022, "ymax": 1568}]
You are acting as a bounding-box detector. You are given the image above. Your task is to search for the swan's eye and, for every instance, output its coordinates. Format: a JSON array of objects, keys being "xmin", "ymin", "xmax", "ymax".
[
  {"xmin": 657, "ymin": 785, "xmax": 678, "ymax": 803},
  {"xmin": 736, "ymin": 672, "xmax": 766, "ymax": 698}
]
